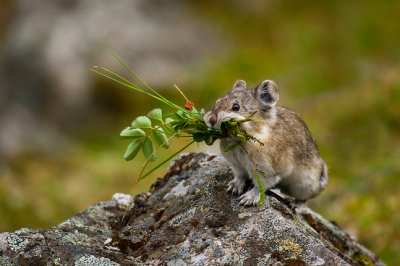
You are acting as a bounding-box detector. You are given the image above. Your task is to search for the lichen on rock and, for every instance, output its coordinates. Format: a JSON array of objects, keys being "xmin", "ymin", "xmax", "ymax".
[{"xmin": 0, "ymin": 153, "xmax": 383, "ymax": 265}]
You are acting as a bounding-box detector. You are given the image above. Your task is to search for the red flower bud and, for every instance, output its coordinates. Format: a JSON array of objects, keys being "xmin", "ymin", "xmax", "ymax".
[{"xmin": 184, "ymin": 101, "xmax": 194, "ymax": 110}]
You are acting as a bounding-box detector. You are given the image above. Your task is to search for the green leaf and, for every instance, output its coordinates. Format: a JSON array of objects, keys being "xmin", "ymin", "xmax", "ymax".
[
  {"xmin": 172, "ymin": 112, "xmax": 183, "ymax": 121},
  {"xmin": 123, "ymin": 140, "xmax": 142, "ymax": 161},
  {"xmin": 165, "ymin": 117, "xmax": 174, "ymax": 124},
  {"xmin": 120, "ymin": 127, "xmax": 145, "ymax": 139},
  {"xmin": 132, "ymin": 116, "xmax": 152, "ymax": 128},
  {"xmin": 163, "ymin": 117, "xmax": 176, "ymax": 135},
  {"xmin": 254, "ymin": 170, "xmax": 266, "ymax": 205},
  {"xmin": 163, "ymin": 126, "xmax": 175, "ymax": 136},
  {"xmin": 148, "ymin": 108, "xmax": 163, "ymax": 122},
  {"xmin": 177, "ymin": 110, "xmax": 189, "ymax": 119},
  {"xmin": 152, "ymin": 128, "xmax": 169, "ymax": 148},
  {"xmin": 142, "ymin": 137, "xmax": 156, "ymax": 161},
  {"xmin": 224, "ymin": 142, "xmax": 240, "ymax": 152},
  {"xmin": 193, "ymin": 133, "xmax": 206, "ymax": 143},
  {"xmin": 205, "ymin": 135, "xmax": 216, "ymax": 145}
]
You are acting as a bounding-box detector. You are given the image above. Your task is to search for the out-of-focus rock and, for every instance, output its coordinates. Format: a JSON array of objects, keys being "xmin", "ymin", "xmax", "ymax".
[
  {"xmin": 0, "ymin": 153, "xmax": 384, "ymax": 265},
  {"xmin": 0, "ymin": 0, "xmax": 220, "ymax": 159}
]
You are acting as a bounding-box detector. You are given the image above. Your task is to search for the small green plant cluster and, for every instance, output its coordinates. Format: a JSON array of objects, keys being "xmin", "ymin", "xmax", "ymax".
[
  {"xmin": 92, "ymin": 41, "xmax": 267, "ymax": 204},
  {"xmin": 119, "ymin": 106, "xmax": 262, "ymax": 181}
]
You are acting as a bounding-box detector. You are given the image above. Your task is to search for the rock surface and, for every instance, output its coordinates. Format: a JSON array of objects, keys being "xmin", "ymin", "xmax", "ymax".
[{"xmin": 0, "ymin": 153, "xmax": 383, "ymax": 265}]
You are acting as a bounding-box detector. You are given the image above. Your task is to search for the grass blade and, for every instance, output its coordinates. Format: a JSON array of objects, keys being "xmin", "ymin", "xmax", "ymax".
[
  {"xmin": 136, "ymin": 133, "xmax": 177, "ymax": 181},
  {"xmin": 96, "ymin": 40, "xmax": 167, "ymax": 101},
  {"xmin": 91, "ymin": 67, "xmax": 193, "ymax": 115},
  {"xmin": 91, "ymin": 68, "xmax": 164, "ymax": 101}
]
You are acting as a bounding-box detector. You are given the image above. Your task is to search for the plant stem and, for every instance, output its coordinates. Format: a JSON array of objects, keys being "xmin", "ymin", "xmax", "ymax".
[
  {"xmin": 229, "ymin": 135, "xmax": 267, "ymax": 204},
  {"xmin": 138, "ymin": 140, "xmax": 195, "ymax": 181},
  {"xmin": 174, "ymin": 84, "xmax": 189, "ymax": 102}
]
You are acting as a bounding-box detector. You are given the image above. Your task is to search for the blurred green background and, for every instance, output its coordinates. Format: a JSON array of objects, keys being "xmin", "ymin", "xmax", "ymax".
[{"xmin": 0, "ymin": 0, "xmax": 399, "ymax": 264}]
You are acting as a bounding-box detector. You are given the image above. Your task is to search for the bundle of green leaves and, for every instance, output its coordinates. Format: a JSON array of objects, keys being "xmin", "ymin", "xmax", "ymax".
[
  {"xmin": 119, "ymin": 107, "xmax": 262, "ymax": 181},
  {"xmin": 92, "ymin": 41, "xmax": 266, "ymax": 204}
]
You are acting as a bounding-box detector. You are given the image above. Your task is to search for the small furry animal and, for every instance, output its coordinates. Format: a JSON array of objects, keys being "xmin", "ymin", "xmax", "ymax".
[{"xmin": 204, "ymin": 80, "xmax": 328, "ymax": 208}]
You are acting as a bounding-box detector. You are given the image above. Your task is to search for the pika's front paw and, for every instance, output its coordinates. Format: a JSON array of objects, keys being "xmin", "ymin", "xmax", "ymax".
[
  {"xmin": 227, "ymin": 178, "xmax": 246, "ymax": 195},
  {"xmin": 239, "ymin": 187, "xmax": 261, "ymax": 206}
]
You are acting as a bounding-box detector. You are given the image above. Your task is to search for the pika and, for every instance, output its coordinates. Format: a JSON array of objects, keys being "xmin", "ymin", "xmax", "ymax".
[{"xmin": 204, "ymin": 80, "xmax": 328, "ymax": 208}]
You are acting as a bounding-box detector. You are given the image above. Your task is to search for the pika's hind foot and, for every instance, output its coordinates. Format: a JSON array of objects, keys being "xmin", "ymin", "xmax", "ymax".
[{"xmin": 289, "ymin": 199, "xmax": 308, "ymax": 214}]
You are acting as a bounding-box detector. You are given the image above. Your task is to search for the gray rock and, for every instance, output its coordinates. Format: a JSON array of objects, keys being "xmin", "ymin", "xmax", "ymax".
[{"xmin": 0, "ymin": 153, "xmax": 383, "ymax": 265}]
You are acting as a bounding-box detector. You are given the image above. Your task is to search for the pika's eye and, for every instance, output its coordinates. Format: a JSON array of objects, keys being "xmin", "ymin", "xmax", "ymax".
[{"xmin": 232, "ymin": 103, "xmax": 240, "ymax": 111}]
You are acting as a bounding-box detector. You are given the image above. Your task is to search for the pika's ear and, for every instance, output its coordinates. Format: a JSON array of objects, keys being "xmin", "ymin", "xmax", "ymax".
[
  {"xmin": 232, "ymin": 80, "xmax": 246, "ymax": 90},
  {"xmin": 256, "ymin": 80, "xmax": 279, "ymax": 106}
]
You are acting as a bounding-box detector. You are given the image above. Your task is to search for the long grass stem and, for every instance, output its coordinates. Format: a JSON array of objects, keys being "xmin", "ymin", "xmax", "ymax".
[{"xmin": 138, "ymin": 140, "xmax": 195, "ymax": 181}]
